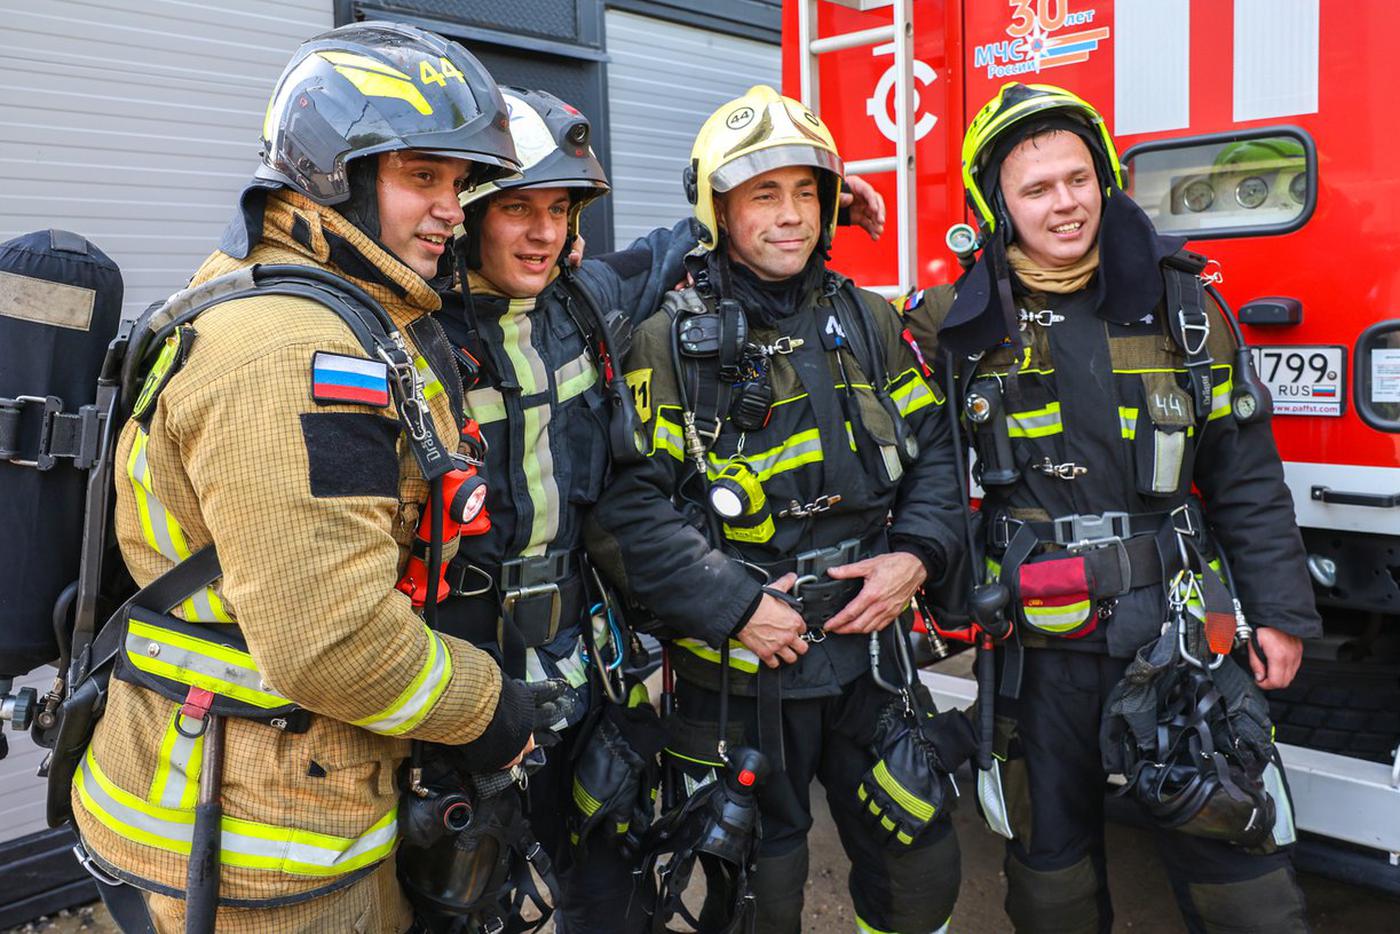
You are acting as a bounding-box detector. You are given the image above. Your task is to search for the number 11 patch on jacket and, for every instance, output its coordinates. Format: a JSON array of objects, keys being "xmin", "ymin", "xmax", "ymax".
[{"xmin": 311, "ymin": 352, "xmax": 390, "ymax": 407}]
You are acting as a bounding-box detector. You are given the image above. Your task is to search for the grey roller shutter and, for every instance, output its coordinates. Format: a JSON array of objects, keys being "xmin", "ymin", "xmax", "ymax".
[
  {"xmin": 0, "ymin": 0, "xmax": 333, "ymax": 321},
  {"xmin": 0, "ymin": 0, "xmax": 333, "ymax": 849},
  {"xmin": 605, "ymin": 9, "xmax": 779, "ymax": 247}
]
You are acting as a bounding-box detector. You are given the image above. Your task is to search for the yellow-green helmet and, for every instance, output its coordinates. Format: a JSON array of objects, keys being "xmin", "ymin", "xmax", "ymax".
[
  {"xmin": 962, "ymin": 82, "xmax": 1123, "ymax": 235},
  {"xmin": 684, "ymin": 85, "xmax": 844, "ymax": 249}
]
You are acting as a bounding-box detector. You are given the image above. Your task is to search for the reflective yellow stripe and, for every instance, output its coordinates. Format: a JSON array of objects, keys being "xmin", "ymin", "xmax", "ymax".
[
  {"xmin": 77, "ymin": 749, "xmax": 396, "ymax": 876},
  {"xmin": 1119, "ymin": 406, "xmax": 1139, "ymax": 440},
  {"xmin": 413, "ymin": 355, "xmax": 445, "ymax": 402},
  {"xmin": 125, "ymin": 619, "xmax": 292, "ymax": 710},
  {"xmin": 674, "ymin": 637, "xmax": 760, "ymax": 673},
  {"xmin": 1023, "ymin": 599, "xmax": 1093, "ymax": 633},
  {"xmin": 872, "ymin": 759, "xmax": 936, "ymax": 822},
  {"xmin": 465, "ymin": 385, "xmax": 507, "ymax": 424},
  {"xmin": 705, "ymin": 428, "xmax": 823, "ymax": 482},
  {"xmin": 351, "ymin": 629, "xmax": 452, "ymax": 735},
  {"xmin": 652, "ymin": 411, "xmax": 686, "ymax": 462},
  {"xmin": 1209, "ymin": 376, "xmax": 1233, "ymax": 421},
  {"xmin": 322, "ymin": 58, "xmax": 432, "ymax": 117},
  {"xmin": 889, "ymin": 367, "xmax": 940, "ymax": 416},
  {"xmin": 148, "ymin": 705, "xmax": 204, "ymax": 810},
  {"xmin": 127, "ymin": 429, "xmax": 230, "ymax": 623},
  {"xmin": 1007, "ymin": 402, "xmax": 1063, "ymax": 438},
  {"xmin": 556, "ymin": 352, "xmax": 597, "ymax": 403},
  {"xmin": 573, "ymin": 777, "xmax": 603, "ymax": 817}
]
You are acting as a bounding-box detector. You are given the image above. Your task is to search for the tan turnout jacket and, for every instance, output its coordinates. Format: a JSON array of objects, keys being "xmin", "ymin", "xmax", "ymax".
[{"xmin": 73, "ymin": 189, "xmax": 510, "ymax": 906}]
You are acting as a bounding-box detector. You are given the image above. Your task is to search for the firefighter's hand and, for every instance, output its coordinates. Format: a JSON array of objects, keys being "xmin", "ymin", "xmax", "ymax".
[
  {"xmin": 842, "ymin": 175, "xmax": 886, "ymax": 241},
  {"xmin": 1249, "ymin": 627, "xmax": 1304, "ymax": 690},
  {"xmin": 823, "ymin": 551, "xmax": 927, "ymax": 635},
  {"xmin": 737, "ymin": 573, "xmax": 808, "ymax": 668},
  {"xmin": 505, "ymin": 734, "xmax": 535, "ymax": 770},
  {"xmin": 568, "ymin": 234, "xmax": 587, "ymax": 267}
]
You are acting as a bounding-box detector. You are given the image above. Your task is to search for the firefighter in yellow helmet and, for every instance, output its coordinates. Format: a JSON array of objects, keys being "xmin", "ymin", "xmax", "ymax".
[
  {"xmin": 61, "ymin": 23, "xmax": 574, "ymax": 932},
  {"xmin": 587, "ymin": 85, "xmax": 972, "ymax": 933},
  {"xmin": 902, "ymin": 82, "xmax": 1318, "ymax": 933}
]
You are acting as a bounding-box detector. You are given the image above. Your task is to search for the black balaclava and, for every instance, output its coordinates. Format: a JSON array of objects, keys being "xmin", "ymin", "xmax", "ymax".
[{"xmin": 711, "ymin": 247, "xmax": 826, "ymax": 329}]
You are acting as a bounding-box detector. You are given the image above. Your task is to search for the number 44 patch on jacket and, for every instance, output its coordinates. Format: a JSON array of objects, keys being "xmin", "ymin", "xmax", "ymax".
[{"xmin": 311, "ymin": 351, "xmax": 390, "ymax": 407}]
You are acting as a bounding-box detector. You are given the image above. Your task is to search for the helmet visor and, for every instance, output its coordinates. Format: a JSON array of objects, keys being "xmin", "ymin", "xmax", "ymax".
[{"xmin": 710, "ymin": 145, "xmax": 844, "ymax": 194}]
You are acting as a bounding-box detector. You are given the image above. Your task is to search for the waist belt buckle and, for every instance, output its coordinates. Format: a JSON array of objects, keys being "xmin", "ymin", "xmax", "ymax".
[
  {"xmin": 501, "ymin": 582, "xmax": 562, "ymax": 639},
  {"xmin": 1059, "ymin": 513, "xmax": 1132, "ymax": 598}
]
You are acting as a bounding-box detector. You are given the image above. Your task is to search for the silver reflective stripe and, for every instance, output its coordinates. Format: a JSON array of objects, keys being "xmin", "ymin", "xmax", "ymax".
[
  {"xmin": 124, "ymin": 618, "xmax": 291, "ymax": 709},
  {"xmin": 77, "ymin": 749, "xmax": 397, "ymax": 875},
  {"xmin": 977, "ymin": 764, "xmax": 1015, "ymax": 839},
  {"xmin": 555, "ymin": 351, "xmax": 596, "ymax": 403},
  {"xmin": 466, "ymin": 385, "xmax": 507, "ymax": 425},
  {"xmin": 1150, "ymin": 429, "xmax": 1186, "ymax": 494},
  {"xmin": 1263, "ymin": 760, "xmax": 1297, "ymax": 846},
  {"xmin": 708, "ymin": 429, "xmax": 823, "ymax": 481},
  {"xmin": 150, "ymin": 706, "xmax": 203, "ymax": 810},
  {"xmin": 352, "ymin": 630, "xmax": 452, "ymax": 735},
  {"xmin": 1007, "ymin": 402, "xmax": 1063, "ymax": 438},
  {"xmin": 1119, "ymin": 406, "xmax": 1139, "ymax": 440}
]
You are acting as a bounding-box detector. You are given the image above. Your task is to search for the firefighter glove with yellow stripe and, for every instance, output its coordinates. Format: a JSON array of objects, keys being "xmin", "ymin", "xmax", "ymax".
[
  {"xmin": 857, "ymin": 698, "xmax": 976, "ymax": 847},
  {"xmin": 571, "ymin": 687, "xmax": 667, "ymax": 853}
]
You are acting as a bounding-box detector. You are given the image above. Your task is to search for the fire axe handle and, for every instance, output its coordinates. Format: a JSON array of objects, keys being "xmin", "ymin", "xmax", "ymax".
[{"xmin": 185, "ymin": 714, "xmax": 225, "ymax": 934}]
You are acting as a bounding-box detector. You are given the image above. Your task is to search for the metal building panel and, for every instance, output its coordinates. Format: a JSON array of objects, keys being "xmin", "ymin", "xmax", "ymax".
[
  {"xmin": 0, "ymin": 0, "xmax": 332, "ymax": 852},
  {"xmin": 1113, "ymin": 0, "xmax": 1190, "ymax": 136},
  {"xmin": 1234, "ymin": 0, "xmax": 1320, "ymax": 122},
  {"xmin": 0, "ymin": 0, "xmax": 333, "ymax": 321},
  {"xmin": 605, "ymin": 9, "xmax": 779, "ymax": 246}
]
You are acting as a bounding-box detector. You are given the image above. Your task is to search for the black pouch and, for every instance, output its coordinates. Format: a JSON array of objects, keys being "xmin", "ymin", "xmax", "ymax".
[
  {"xmin": 1133, "ymin": 374, "xmax": 1197, "ymax": 497},
  {"xmin": 44, "ymin": 671, "xmax": 107, "ymax": 828}
]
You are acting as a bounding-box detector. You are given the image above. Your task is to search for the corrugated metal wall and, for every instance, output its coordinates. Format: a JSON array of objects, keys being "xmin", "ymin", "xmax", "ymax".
[
  {"xmin": 0, "ymin": 0, "xmax": 334, "ymax": 847},
  {"xmin": 0, "ymin": 0, "xmax": 333, "ymax": 321},
  {"xmin": 605, "ymin": 9, "xmax": 779, "ymax": 247}
]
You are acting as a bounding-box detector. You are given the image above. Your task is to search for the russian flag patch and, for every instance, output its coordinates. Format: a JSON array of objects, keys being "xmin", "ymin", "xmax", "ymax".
[{"xmin": 311, "ymin": 352, "xmax": 390, "ymax": 407}]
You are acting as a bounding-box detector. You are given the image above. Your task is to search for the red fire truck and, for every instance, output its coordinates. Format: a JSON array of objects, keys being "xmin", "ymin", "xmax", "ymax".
[{"xmin": 783, "ymin": 0, "xmax": 1400, "ymax": 880}]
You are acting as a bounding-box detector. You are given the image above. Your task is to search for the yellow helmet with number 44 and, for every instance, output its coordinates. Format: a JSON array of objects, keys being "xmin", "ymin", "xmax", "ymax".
[{"xmin": 685, "ymin": 85, "xmax": 844, "ymax": 249}]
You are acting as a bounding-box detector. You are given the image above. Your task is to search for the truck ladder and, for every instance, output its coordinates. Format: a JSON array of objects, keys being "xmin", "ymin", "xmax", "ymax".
[{"xmin": 798, "ymin": 0, "xmax": 918, "ymax": 297}]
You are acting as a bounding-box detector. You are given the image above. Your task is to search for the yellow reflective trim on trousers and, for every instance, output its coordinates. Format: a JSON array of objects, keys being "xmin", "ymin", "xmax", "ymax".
[
  {"xmin": 351, "ymin": 629, "xmax": 453, "ymax": 735},
  {"xmin": 148, "ymin": 705, "xmax": 204, "ymax": 810},
  {"xmin": 1007, "ymin": 402, "xmax": 1063, "ymax": 438},
  {"xmin": 78, "ymin": 749, "xmax": 396, "ymax": 876},
  {"xmin": 857, "ymin": 916, "xmax": 949, "ymax": 934},
  {"xmin": 573, "ymin": 777, "xmax": 603, "ymax": 817},
  {"xmin": 556, "ymin": 351, "xmax": 597, "ymax": 403},
  {"xmin": 1119, "ymin": 406, "xmax": 1139, "ymax": 440},
  {"xmin": 413, "ymin": 355, "xmax": 444, "ymax": 402},
  {"xmin": 653, "ymin": 411, "xmax": 687, "ymax": 461},
  {"xmin": 125, "ymin": 619, "xmax": 292, "ymax": 710},
  {"xmin": 674, "ymin": 637, "xmax": 760, "ymax": 673},
  {"xmin": 872, "ymin": 759, "xmax": 936, "ymax": 822}
]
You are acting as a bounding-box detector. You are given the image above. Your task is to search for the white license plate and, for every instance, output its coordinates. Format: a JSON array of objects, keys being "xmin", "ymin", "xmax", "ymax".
[{"xmin": 1249, "ymin": 345, "xmax": 1346, "ymax": 416}]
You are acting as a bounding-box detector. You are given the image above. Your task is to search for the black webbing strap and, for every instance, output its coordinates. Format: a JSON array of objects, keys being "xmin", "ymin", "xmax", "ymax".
[
  {"xmin": 77, "ymin": 545, "xmax": 222, "ymax": 687},
  {"xmin": 1164, "ymin": 267, "xmax": 1214, "ymax": 425}
]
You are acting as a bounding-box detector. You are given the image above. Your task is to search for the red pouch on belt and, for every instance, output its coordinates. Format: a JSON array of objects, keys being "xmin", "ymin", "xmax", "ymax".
[{"xmin": 1017, "ymin": 554, "xmax": 1097, "ymax": 639}]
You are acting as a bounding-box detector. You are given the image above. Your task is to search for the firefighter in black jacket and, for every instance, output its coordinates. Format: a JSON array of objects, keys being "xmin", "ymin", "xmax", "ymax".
[
  {"xmin": 902, "ymin": 82, "xmax": 1321, "ymax": 934},
  {"xmin": 586, "ymin": 85, "xmax": 968, "ymax": 934}
]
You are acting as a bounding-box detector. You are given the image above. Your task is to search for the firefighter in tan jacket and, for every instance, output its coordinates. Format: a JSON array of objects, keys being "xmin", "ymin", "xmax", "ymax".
[{"xmin": 70, "ymin": 24, "xmax": 538, "ymax": 932}]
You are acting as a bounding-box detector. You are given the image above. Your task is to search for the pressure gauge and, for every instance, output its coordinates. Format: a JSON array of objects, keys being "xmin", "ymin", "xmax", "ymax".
[
  {"xmin": 1235, "ymin": 176, "xmax": 1269, "ymax": 209},
  {"xmin": 1182, "ymin": 179, "xmax": 1215, "ymax": 213},
  {"xmin": 1289, "ymin": 173, "xmax": 1307, "ymax": 205}
]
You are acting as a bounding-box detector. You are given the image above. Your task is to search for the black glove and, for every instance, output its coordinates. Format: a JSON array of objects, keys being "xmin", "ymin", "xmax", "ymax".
[{"xmin": 524, "ymin": 678, "xmax": 583, "ymax": 745}]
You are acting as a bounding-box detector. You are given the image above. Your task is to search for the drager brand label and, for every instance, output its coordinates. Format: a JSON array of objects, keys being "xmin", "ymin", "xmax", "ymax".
[{"xmin": 973, "ymin": 1, "xmax": 1109, "ymax": 80}]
